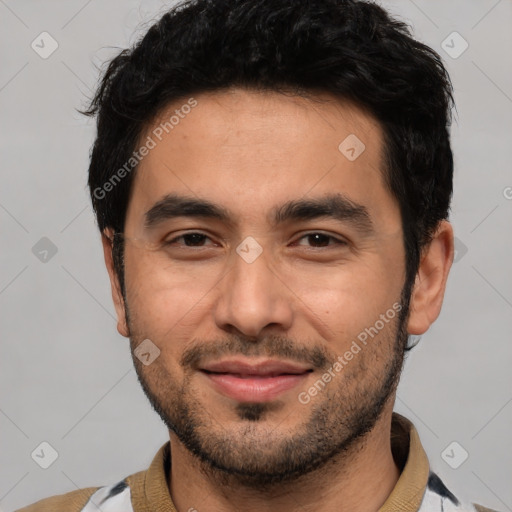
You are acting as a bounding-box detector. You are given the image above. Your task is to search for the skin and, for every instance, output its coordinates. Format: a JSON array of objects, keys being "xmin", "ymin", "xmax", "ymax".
[{"xmin": 101, "ymin": 87, "xmax": 454, "ymax": 512}]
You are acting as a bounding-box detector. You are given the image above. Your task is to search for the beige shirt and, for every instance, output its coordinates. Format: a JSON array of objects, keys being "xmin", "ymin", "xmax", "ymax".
[{"xmin": 17, "ymin": 413, "xmax": 498, "ymax": 512}]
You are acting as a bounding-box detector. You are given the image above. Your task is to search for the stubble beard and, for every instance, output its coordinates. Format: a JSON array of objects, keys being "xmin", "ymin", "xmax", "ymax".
[{"xmin": 127, "ymin": 297, "xmax": 410, "ymax": 490}]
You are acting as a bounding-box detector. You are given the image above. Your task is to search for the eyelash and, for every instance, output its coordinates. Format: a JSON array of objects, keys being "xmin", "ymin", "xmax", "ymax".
[{"xmin": 163, "ymin": 231, "xmax": 348, "ymax": 249}]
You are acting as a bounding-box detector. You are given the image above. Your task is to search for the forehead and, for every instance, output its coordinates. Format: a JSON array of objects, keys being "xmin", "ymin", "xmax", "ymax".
[{"xmin": 126, "ymin": 87, "xmax": 398, "ymax": 232}]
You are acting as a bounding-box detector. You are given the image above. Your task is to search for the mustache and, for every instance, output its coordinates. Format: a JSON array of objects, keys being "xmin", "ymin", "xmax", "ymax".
[{"xmin": 180, "ymin": 335, "xmax": 330, "ymax": 371}]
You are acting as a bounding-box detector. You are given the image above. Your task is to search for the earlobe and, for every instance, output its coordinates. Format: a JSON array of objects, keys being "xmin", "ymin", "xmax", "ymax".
[
  {"xmin": 406, "ymin": 220, "xmax": 454, "ymax": 336},
  {"xmin": 101, "ymin": 228, "xmax": 130, "ymax": 338}
]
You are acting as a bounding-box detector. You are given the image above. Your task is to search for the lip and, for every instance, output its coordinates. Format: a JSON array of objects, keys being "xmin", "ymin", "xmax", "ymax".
[{"xmin": 200, "ymin": 358, "xmax": 312, "ymax": 402}]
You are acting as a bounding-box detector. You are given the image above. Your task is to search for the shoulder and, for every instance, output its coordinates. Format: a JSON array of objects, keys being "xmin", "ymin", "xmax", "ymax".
[
  {"xmin": 473, "ymin": 505, "xmax": 501, "ymax": 512},
  {"xmin": 15, "ymin": 443, "xmax": 167, "ymax": 512},
  {"xmin": 16, "ymin": 479, "xmax": 134, "ymax": 512},
  {"xmin": 15, "ymin": 487, "xmax": 100, "ymax": 512},
  {"xmin": 421, "ymin": 471, "xmax": 501, "ymax": 512}
]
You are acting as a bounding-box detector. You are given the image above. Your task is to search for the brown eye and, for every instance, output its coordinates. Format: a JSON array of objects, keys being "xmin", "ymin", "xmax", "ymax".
[
  {"xmin": 295, "ymin": 233, "xmax": 347, "ymax": 248},
  {"xmin": 165, "ymin": 232, "xmax": 213, "ymax": 247}
]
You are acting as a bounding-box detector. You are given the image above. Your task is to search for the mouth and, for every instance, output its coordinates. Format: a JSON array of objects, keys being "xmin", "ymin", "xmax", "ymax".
[{"xmin": 199, "ymin": 359, "xmax": 313, "ymax": 402}]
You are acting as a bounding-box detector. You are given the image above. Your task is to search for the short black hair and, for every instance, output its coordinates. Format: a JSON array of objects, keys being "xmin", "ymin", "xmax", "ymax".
[{"xmin": 84, "ymin": 0, "xmax": 454, "ymax": 338}]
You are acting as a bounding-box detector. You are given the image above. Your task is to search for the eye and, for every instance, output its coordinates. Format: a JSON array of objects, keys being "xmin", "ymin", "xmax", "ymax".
[
  {"xmin": 294, "ymin": 232, "xmax": 347, "ymax": 248},
  {"xmin": 164, "ymin": 232, "xmax": 217, "ymax": 248},
  {"xmin": 162, "ymin": 231, "xmax": 346, "ymax": 250}
]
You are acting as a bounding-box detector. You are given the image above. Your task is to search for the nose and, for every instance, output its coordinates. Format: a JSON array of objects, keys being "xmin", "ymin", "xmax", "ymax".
[{"xmin": 212, "ymin": 244, "xmax": 294, "ymax": 339}]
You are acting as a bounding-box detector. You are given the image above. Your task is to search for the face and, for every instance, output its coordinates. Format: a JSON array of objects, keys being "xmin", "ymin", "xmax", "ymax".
[{"xmin": 110, "ymin": 88, "xmax": 412, "ymax": 486}]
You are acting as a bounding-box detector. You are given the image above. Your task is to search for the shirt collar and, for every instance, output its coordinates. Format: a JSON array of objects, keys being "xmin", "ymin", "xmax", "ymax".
[
  {"xmin": 142, "ymin": 412, "xmax": 429, "ymax": 512},
  {"xmin": 379, "ymin": 412, "xmax": 430, "ymax": 512}
]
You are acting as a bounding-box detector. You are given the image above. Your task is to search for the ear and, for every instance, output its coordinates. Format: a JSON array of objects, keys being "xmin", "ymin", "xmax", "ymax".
[
  {"xmin": 407, "ymin": 220, "xmax": 454, "ymax": 335},
  {"xmin": 101, "ymin": 228, "xmax": 130, "ymax": 338}
]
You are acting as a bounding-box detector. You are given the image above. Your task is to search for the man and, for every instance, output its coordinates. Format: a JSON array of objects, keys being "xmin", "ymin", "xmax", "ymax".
[{"xmin": 18, "ymin": 0, "xmax": 498, "ymax": 511}]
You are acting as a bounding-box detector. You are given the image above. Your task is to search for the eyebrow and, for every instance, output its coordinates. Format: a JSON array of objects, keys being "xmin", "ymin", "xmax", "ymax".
[
  {"xmin": 144, "ymin": 193, "xmax": 232, "ymax": 229},
  {"xmin": 144, "ymin": 193, "xmax": 374, "ymax": 235},
  {"xmin": 271, "ymin": 194, "xmax": 374, "ymax": 234}
]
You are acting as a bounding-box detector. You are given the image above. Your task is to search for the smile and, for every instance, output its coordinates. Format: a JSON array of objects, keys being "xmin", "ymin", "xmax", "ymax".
[{"xmin": 200, "ymin": 359, "xmax": 313, "ymax": 402}]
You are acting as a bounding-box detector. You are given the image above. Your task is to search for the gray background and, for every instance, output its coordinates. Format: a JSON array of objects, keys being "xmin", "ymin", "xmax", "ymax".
[{"xmin": 1, "ymin": 0, "xmax": 511, "ymax": 510}]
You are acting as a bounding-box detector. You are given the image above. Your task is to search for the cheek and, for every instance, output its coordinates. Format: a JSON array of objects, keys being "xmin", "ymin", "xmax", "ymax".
[
  {"xmin": 290, "ymin": 258, "xmax": 402, "ymax": 339},
  {"xmin": 123, "ymin": 249, "xmax": 217, "ymax": 343}
]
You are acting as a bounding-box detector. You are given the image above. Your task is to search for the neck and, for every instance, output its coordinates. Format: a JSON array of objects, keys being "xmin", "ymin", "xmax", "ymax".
[{"xmin": 167, "ymin": 408, "xmax": 401, "ymax": 512}]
